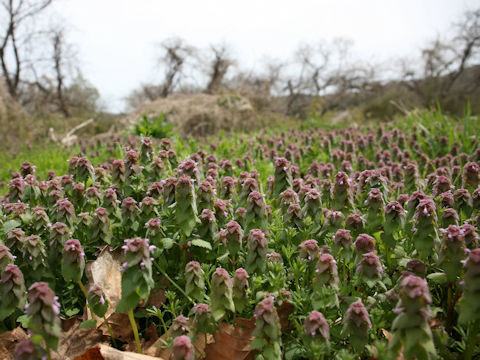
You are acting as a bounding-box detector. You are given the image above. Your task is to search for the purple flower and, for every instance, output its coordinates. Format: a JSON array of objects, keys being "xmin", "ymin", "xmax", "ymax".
[
  {"xmin": 298, "ymin": 239, "xmax": 320, "ymax": 260},
  {"xmin": 344, "ymin": 300, "xmax": 371, "ymax": 329},
  {"xmin": 172, "ymin": 335, "xmax": 194, "ymax": 360},
  {"xmin": 304, "ymin": 310, "xmax": 329, "ymax": 340},
  {"xmin": 354, "ymin": 234, "xmax": 376, "ymax": 253},
  {"xmin": 357, "ymin": 252, "xmax": 383, "ymax": 278},
  {"xmin": 334, "ymin": 229, "xmax": 353, "ymax": 247}
]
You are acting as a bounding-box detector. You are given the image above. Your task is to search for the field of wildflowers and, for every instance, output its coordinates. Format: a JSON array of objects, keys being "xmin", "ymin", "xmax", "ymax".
[{"xmin": 0, "ymin": 110, "xmax": 479, "ymax": 359}]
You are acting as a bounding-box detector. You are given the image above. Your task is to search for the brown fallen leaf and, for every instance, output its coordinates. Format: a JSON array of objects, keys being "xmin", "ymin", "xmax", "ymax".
[
  {"xmin": 143, "ymin": 322, "xmax": 159, "ymax": 349},
  {"xmin": 277, "ymin": 301, "xmax": 294, "ymax": 332},
  {"xmin": 381, "ymin": 328, "xmax": 393, "ymax": 342},
  {"xmin": 85, "ymin": 247, "xmax": 131, "ymax": 340},
  {"xmin": 0, "ymin": 327, "xmax": 29, "ymax": 360},
  {"xmin": 141, "ymin": 319, "xmax": 213, "ymax": 359},
  {"xmin": 123, "ymin": 322, "xmax": 159, "ymax": 355},
  {"xmin": 101, "ymin": 312, "xmax": 135, "ymax": 343},
  {"xmin": 146, "ymin": 288, "xmax": 167, "ymax": 308},
  {"xmin": 85, "ymin": 246, "xmax": 124, "ymax": 315},
  {"xmin": 74, "ymin": 346, "xmax": 104, "ymax": 360},
  {"xmin": 147, "ymin": 331, "xmax": 213, "ymax": 360},
  {"xmin": 76, "ymin": 344, "xmax": 164, "ymax": 360},
  {"xmin": 204, "ymin": 318, "xmax": 256, "ymax": 360},
  {"xmin": 51, "ymin": 317, "xmax": 107, "ymax": 360}
]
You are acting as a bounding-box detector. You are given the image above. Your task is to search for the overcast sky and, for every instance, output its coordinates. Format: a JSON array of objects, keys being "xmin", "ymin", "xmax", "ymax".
[{"xmin": 52, "ymin": 0, "xmax": 479, "ymax": 113}]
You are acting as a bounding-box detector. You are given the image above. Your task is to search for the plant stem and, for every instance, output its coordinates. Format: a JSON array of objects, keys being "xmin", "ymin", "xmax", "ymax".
[
  {"xmin": 193, "ymin": 342, "xmax": 206, "ymax": 358},
  {"xmin": 46, "ymin": 344, "xmax": 51, "ymax": 360},
  {"xmin": 158, "ymin": 309, "xmax": 170, "ymax": 341},
  {"xmin": 128, "ymin": 309, "xmax": 142, "ymax": 354},
  {"xmin": 103, "ymin": 315, "xmax": 117, "ymax": 348},
  {"xmin": 446, "ymin": 283, "xmax": 458, "ymax": 333},
  {"xmin": 77, "ymin": 281, "xmax": 117, "ymax": 347},
  {"xmin": 77, "ymin": 280, "xmax": 89, "ymax": 304},
  {"xmin": 385, "ymin": 245, "xmax": 392, "ymax": 271},
  {"xmin": 464, "ymin": 320, "xmax": 479, "ymax": 360},
  {"xmin": 180, "ymin": 233, "xmax": 187, "ymax": 270},
  {"xmin": 9, "ymin": 313, "xmax": 16, "ymax": 330},
  {"xmin": 153, "ymin": 261, "xmax": 194, "ymax": 304}
]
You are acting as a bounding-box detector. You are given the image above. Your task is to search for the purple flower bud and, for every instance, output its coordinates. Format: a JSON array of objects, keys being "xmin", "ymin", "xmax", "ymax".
[
  {"xmin": 304, "ymin": 311, "xmax": 329, "ymax": 340},
  {"xmin": 357, "ymin": 252, "xmax": 383, "ymax": 279},
  {"xmin": 193, "ymin": 303, "xmax": 211, "ymax": 316},
  {"xmin": 354, "ymin": 234, "xmax": 376, "ymax": 253},
  {"xmin": 345, "ymin": 213, "xmax": 366, "ymax": 231},
  {"xmin": 406, "ymin": 259, "xmax": 427, "ymax": 277},
  {"xmin": 400, "ymin": 275, "xmax": 432, "ymax": 304},
  {"xmin": 344, "ymin": 299, "xmax": 371, "ymax": 329},
  {"xmin": 461, "ymin": 224, "xmax": 479, "ymax": 248},
  {"xmin": 171, "ymin": 315, "xmax": 190, "ymax": 337},
  {"xmin": 314, "ymin": 253, "xmax": 339, "ymax": 287},
  {"xmin": 298, "ymin": 239, "xmax": 320, "ymax": 260},
  {"xmin": 254, "ymin": 296, "xmax": 277, "ymax": 325},
  {"xmin": 172, "ymin": 335, "xmax": 194, "ymax": 360},
  {"xmin": 233, "ymin": 268, "xmax": 249, "ymax": 289},
  {"xmin": 334, "ymin": 229, "xmax": 353, "ymax": 248}
]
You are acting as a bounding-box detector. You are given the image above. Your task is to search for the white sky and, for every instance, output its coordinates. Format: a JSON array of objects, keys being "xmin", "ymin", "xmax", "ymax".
[{"xmin": 51, "ymin": 0, "xmax": 479, "ymax": 113}]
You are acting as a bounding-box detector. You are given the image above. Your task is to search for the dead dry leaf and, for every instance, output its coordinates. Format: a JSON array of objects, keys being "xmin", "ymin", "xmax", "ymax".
[
  {"xmin": 76, "ymin": 344, "xmax": 164, "ymax": 360},
  {"xmin": 74, "ymin": 346, "xmax": 104, "ymax": 360},
  {"xmin": 381, "ymin": 328, "xmax": 393, "ymax": 342},
  {"xmin": 85, "ymin": 246, "xmax": 127, "ymax": 339},
  {"xmin": 0, "ymin": 327, "xmax": 29, "ymax": 360},
  {"xmin": 141, "ymin": 319, "xmax": 213, "ymax": 359},
  {"xmin": 52, "ymin": 317, "xmax": 107, "ymax": 360},
  {"xmin": 85, "ymin": 246, "xmax": 124, "ymax": 313},
  {"xmin": 101, "ymin": 312, "xmax": 134, "ymax": 342},
  {"xmin": 277, "ymin": 301, "xmax": 294, "ymax": 332},
  {"xmin": 146, "ymin": 288, "xmax": 167, "ymax": 308},
  {"xmin": 204, "ymin": 318, "xmax": 256, "ymax": 360}
]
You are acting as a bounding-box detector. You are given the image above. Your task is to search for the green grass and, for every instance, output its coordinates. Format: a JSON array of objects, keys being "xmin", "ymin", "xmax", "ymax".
[
  {"xmin": 1, "ymin": 107, "xmax": 477, "ymax": 193},
  {"xmin": 0, "ymin": 143, "xmax": 71, "ymax": 182},
  {"xmin": 0, "ymin": 142, "xmax": 124, "ymax": 192}
]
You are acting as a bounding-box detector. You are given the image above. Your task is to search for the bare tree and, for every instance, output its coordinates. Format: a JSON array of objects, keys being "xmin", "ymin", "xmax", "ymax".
[
  {"xmin": 294, "ymin": 43, "xmax": 331, "ymax": 95},
  {"xmin": 401, "ymin": 8, "xmax": 480, "ymax": 108},
  {"xmin": 282, "ymin": 38, "xmax": 357, "ymax": 116},
  {"xmin": 51, "ymin": 28, "xmax": 71, "ymax": 117},
  {"xmin": 223, "ymin": 59, "xmax": 286, "ymax": 112},
  {"xmin": 17, "ymin": 24, "xmax": 83, "ymax": 117},
  {"xmin": 443, "ymin": 8, "xmax": 480, "ymax": 94},
  {"xmin": 205, "ymin": 43, "xmax": 233, "ymax": 94},
  {"xmin": 0, "ymin": 0, "xmax": 53, "ymax": 99},
  {"xmin": 124, "ymin": 83, "xmax": 164, "ymax": 110},
  {"xmin": 157, "ymin": 37, "xmax": 195, "ymax": 98}
]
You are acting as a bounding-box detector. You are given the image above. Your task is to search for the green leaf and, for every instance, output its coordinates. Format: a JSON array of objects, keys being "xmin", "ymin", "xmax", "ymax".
[
  {"xmin": 3, "ymin": 220, "xmax": 21, "ymax": 234},
  {"xmin": 284, "ymin": 343, "xmax": 305, "ymax": 360},
  {"xmin": 427, "ymin": 272, "xmax": 447, "ymax": 285},
  {"xmin": 79, "ymin": 319, "xmax": 97, "ymax": 329},
  {"xmin": 212, "ymin": 308, "xmax": 226, "ymax": 322},
  {"xmin": 0, "ymin": 304, "xmax": 15, "ymax": 321},
  {"xmin": 250, "ymin": 336, "xmax": 264, "ymax": 350},
  {"xmin": 65, "ymin": 308, "xmax": 80, "ymax": 317},
  {"xmin": 398, "ymin": 258, "xmax": 410, "ymax": 268},
  {"xmin": 17, "ymin": 315, "xmax": 30, "ymax": 328},
  {"xmin": 20, "ymin": 213, "xmax": 33, "ymax": 224},
  {"xmin": 116, "ymin": 292, "xmax": 140, "ymax": 313},
  {"xmin": 162, "ymin": 238, "xmax": 174, "ymax": 249},
  {"xmin": 30, "ymin": 334, "xmax": 44, "ymax": 345},
  {"xmin": 191, "ymin": 239, "xmax": 212, "ymax": 250},
  {"xmin": 217, "ymin": 252, "xmax": 230, "ymax": 263}
]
